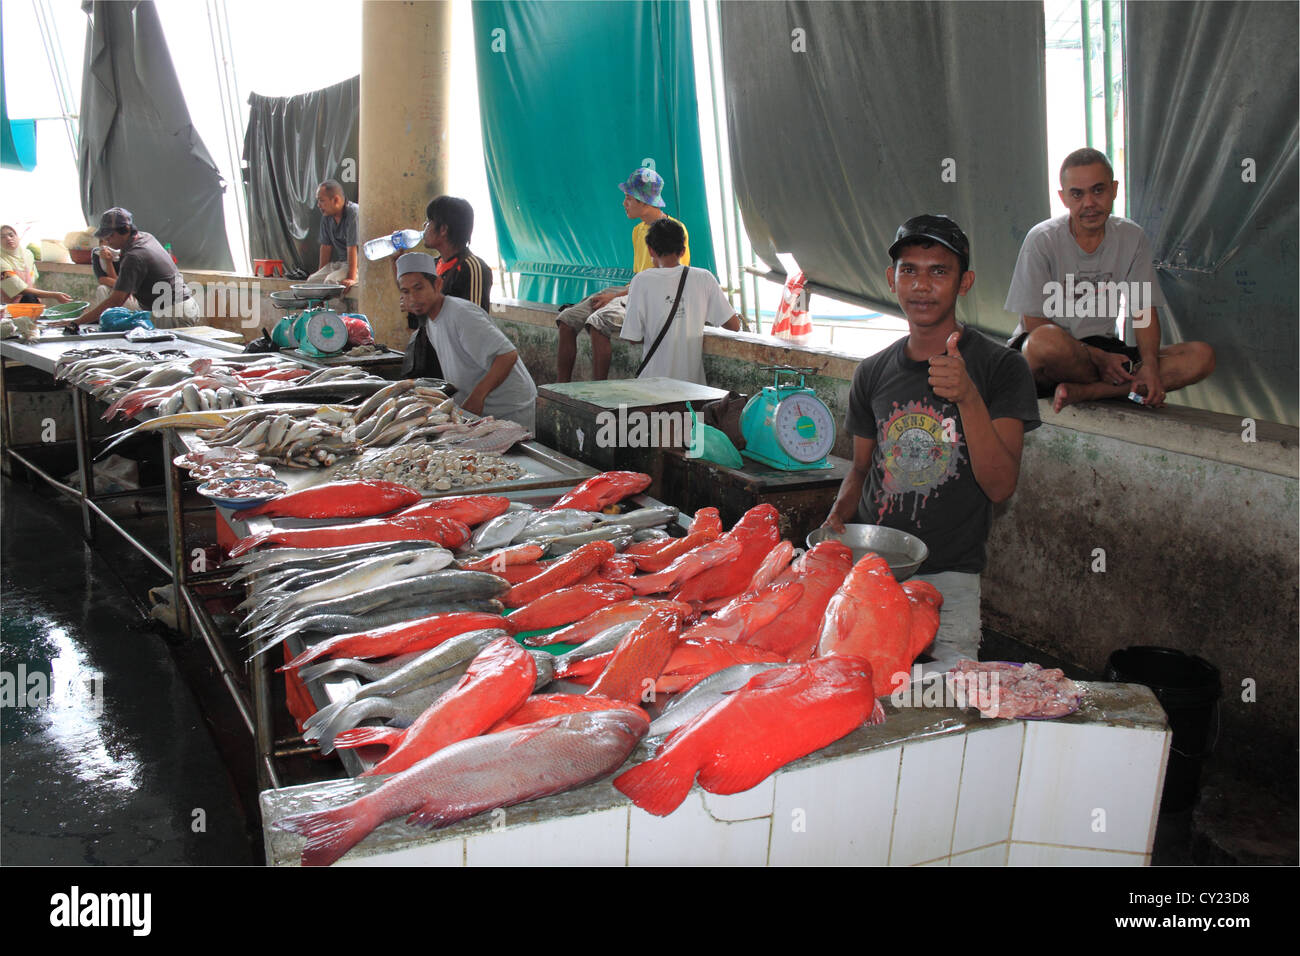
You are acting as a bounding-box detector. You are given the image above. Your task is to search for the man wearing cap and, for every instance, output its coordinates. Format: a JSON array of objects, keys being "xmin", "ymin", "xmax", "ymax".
[
  {"xmin": 555, "ymin": 166, "xmax": 691, "ymax": 381},
  {"xmin": 1005, "ymin": 147, "xmax": 1215, "ymax": 411},
  {"xmin": 61, "ymin": 208, "xmax": 200, "ymax": 329},
  {"xmin": 824, "ymin": 215, "xmax": 1040, "ymax": 676},
  {"xmin": 395, "ymin": 251, "xmax": 537, "ymax": 430}
]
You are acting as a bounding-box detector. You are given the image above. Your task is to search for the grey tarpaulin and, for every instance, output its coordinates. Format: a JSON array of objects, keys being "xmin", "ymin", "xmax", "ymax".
[
  {"xmin": 719, "ymin": 1, "xmax": 1049, "ymax": 336},
  {"xmin": 242, "ymin": 77, "xmax": 360, "ymax": 276},
  {"xmin": 78, "ymin": 0, "xmax": 233, "ymax": 271},
  {"xmin": 1126, "ymin": 1, "xmax": 1298, "ymax": 426}
]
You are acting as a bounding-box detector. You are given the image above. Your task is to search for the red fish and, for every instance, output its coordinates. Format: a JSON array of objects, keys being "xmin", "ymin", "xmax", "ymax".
[
  {"xmin": 237, "ymin": 480, "xmax": 421, "ymax": 520},
  {"xmin": 587, "ymin": 606, "xmax": 683, "ymax": 704},
  {"xmin": 670, "ymin": 505, "xmax": 780, "ymax": 605},
  {"xmin": 279, "ymin": 611, "xmax": 506, "ymax": 671},
  {"xmin": 228, "ymin": 514, "xmax": 470, "ymax": 558},
  {"xmin": 458, "ymin": 543, "xmax": 546, "ymax": 572},
  {"xmin": 600, "ymin": 555, "xmax": 637, "ymax": 583},
  {"xmin": 550, "ymin": 471, "xmax": 652, "ymax": 511},
  {"xmin": 683, "ymin": 580, "xmax": 805, "ymax": 644},
  {"xmin": 276, "ymin": 709, "xmax": 647, "ymax": 866},
  {"xmin": 505, "ymin": 541, "xmax": 616, "ymax": 607},
  {"xmin": 902, "ymin": 579, "xmax": 944, "ymax": 660},
  {"xmin": 628, "ymin": 536, "xmax": 742, "ymax": 595},
  {"xmin": 653, "ymin": 639, "xmax": 789, "ymax": 694},
  {"xmin": 505, "ymin": 583, "xmax": 634, "ymax": 633},
  {"xmin": 614, "ymin": 655, "xmax": 883, "ymax": 815},
  {"xmin": 391, "ymin": 495, "xmax": 511, "ymax": 526},
  {"xmin": 628, "ymin": 527, "xmax": 723, "ymax": 573},
  {"xmin": 742, "ymin": 540, "xmax": 853, "ymax": 660},
  {"xmin": 488, "ymin": 693, "xmax": 648, "ymax": 732},
  {"xmin": 335, "ymin": 637, "xmax": 536, "ymax": 776},
  {"xmin": 817, "ymin": 553, "xmax": 914, "ymax": 696},
  {"xmin": 523, "ymin": 599, "xmax": 696, "ymax": 647}
]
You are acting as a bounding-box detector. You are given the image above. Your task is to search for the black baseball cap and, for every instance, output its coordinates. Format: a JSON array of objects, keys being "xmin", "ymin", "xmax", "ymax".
[
  {"xmin": 888, "ymin": 214, "xmax": 971, "ymax": 272},
  {"xmin": 94, "ymin": 207, "xmax": 135, "ymax": 237}
]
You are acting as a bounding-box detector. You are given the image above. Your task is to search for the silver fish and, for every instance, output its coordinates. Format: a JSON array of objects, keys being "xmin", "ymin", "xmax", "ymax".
[
  {"xmin": 553, "ymin": 620, "xmax": 640, "ymax": 667},
  {"xmin": 247, "ymin": 599, "xmax": 505, "ymax": 658},
  {"xmin": 276, "ymin": 710, "xmax": 649, "ymax": 865},
  {"xmin": 521, "ymin": 510, "xmax": 596, "ymax": 537},
  {"xmin": 592, "ymin": 505, "xmax": 678, "ymax": 531},
  {"xmin": 648, "ymin": 663, "xmax": 793, "ymax": 738},
  {"xmin": 297, "ymin": 651, "xmax": 425, "ymax": 684},
  {"xmin": 470, "ymin": 510, "xmax": 534, "ymax": 550},
  {"xmin": 544, "ymin": 526, "xmax": 635, "ymax": 556}
]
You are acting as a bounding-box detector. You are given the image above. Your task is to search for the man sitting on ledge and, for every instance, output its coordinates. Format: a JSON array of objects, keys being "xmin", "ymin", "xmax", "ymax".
[{"xmin": 1004, "ymin": 147, "xmax": 1215, "ymax": 411}]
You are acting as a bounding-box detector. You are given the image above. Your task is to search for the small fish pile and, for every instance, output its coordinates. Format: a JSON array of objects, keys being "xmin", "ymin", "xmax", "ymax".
[
  {"xmin": 335, "ymin": 444, "xmax": 526, "ymax": 492},
  {"xmin": 195, "ymin": 405, "xmax": 360, "ymax": 469},
  {"xmin": 349, "ymin": 379, "xmax": 461, "ymax": 447},
  {"xmin": 424, "ymin": 417, "xmax": 534, "ymax": 455}
]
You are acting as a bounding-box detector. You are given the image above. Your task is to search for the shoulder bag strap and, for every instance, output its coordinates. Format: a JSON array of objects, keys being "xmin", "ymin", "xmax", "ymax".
[{"xmin": 636, "ymin": 266, "xmax": 691, "ymax": 377}]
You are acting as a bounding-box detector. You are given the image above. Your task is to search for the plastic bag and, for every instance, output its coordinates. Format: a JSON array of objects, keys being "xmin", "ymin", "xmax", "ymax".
[
  {"xmin": 770, "ymin": 270, "xmax": 813, "ymax": 343},
  {"xmin": 99, "ymin": 307, "xmax": 156, "ymax": 333}
]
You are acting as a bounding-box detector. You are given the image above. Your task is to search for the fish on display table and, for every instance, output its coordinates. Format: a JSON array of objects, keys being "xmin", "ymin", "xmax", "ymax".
[
  {"xmin": 276, "ymin": 709, "xmax": 648, "ymax": 866},
  {"xmin": 741, "ymin": 540, "xmax": 854, "ymax": 660},
  {"xmin": 549, "ymin": 471, "xmax": 652, "ymax": 511},
  {"xmin": 816, "ymin": 552, "xmax": 915, "ymax": 697},
  {"xmin": 279, "ymin": 610, "xmax": 508, "ymax": 671},
  {"xmin": 669, "ymin": 504, "xmax": 780, "ymax": 605},
  {"xmin": 614, "ymin": 655, "xmax": 885, "ymax": 816},
  {"xmin": 503, "ymin": 583, "xmax": 634, "ymax": 633},
  {"xmin": 586, "ymin": 605, "xmax": 684, "ymax": 704},
  {"xmin": 235, "ymin": 480, "xmax": 421, "ymax": 520},
  {"xmin": 227, "ymin": 514, "xmax": 472, "ymax": 558}
]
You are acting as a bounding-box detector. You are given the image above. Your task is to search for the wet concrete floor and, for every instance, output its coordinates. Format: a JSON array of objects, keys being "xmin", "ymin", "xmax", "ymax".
[{"xmin": 1, "ymin": 474, "xmax": 255, "ymax": 865}]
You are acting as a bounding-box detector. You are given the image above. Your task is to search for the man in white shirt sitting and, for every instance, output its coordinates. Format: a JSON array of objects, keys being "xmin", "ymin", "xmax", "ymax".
[{"xmin": 621, "ymin": 218, "xmax": 740, "ymax": 385}]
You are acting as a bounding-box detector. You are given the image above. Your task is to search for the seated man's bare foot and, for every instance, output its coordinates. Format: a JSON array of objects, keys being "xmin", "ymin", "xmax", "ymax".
[{"xmin": 1052, "ymin": 382, "xmax": 1082, "ymax": 413}]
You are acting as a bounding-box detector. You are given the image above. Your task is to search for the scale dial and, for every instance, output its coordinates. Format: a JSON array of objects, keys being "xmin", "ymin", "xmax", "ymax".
[{"xmin": 772, "ymin": 392, "xmax": 835, "ymax": 463}]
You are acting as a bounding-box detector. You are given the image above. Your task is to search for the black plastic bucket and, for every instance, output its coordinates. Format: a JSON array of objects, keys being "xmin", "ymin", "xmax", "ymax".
[{"xmin": 1104, "ymin": 646, "xmax": 1221, "ymax": 812}]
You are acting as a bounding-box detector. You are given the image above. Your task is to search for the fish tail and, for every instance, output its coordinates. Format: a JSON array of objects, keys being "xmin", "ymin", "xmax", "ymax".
[
  {"xmin": 276, "ymin": 803, "xmax": 375, "ymax": 867},
  {"xmin": 333, "ymin": 725, "xmax": 404, "ymax": 755},
  {"xmin": 227, "ymin": 532, "xmax": 271, "ymax": 559},
  {"xmin": 613, "ymin": 753, "xmax": 696, "ymax": 817},
  {"xmin": 868, "ymin": 699, "xmax": 886, "ymax": 726}
]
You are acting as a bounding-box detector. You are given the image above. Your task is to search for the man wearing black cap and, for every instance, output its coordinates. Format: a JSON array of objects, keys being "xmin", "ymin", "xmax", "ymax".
[
  {"xmin": 61, "ymin": 208, "xmax": 199, "ymax": 329},
  {"xmin": 824, "ymin": 215, "xmax": 1040, "ymax": 675}
]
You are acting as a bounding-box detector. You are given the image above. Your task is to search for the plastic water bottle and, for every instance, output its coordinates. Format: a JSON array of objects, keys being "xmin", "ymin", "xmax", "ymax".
[{"xmin": 363, "ymin": 229, "xmax": 424, "ymax": 260}]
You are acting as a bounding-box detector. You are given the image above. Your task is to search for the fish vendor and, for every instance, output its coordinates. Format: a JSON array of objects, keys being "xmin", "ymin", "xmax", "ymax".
[
  {"xmin": 824, "ymin": 214, "xmax": 1041, "ymax": 675},
  {"xmin": 1004, "ymin": 147, "xmax": 1216, "ymax": 412},
  {"xmin": 395, "ymin": 251, "xmax": 537, "ymax": 431},
  {"xmin": 59, "ymin": 207, "xmax": 200, "ymax": 328},
  {"xmin": 308, "ymin": 180, "xmax": 359, "ymax": 289}
]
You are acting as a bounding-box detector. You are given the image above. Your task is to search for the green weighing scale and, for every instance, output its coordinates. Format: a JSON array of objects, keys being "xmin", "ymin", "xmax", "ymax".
[
  {"xmin": 268, "ymin": 284, "xmax": 350, "ymax": 358},
  {"xmin": 739, "ymin": 365, "xmax": 836, "ymax": 471}
]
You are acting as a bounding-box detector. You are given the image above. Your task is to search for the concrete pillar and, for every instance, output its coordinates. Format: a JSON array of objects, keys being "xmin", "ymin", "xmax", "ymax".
[{"xmin": 358, "ymin": 0, "xmax": 452, "ymax": 350}]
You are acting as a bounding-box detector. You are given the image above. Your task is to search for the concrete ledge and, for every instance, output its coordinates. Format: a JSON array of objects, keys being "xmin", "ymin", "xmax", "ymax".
[{"xmin": 1042, "ymin": 399, "xmax": 1297, "ymax": 479}]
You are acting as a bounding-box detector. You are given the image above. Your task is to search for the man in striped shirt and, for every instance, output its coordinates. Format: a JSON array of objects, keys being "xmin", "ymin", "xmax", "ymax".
[{"xmin": 401, "ymin": 195, "xmax": 493, "ymax": 378}]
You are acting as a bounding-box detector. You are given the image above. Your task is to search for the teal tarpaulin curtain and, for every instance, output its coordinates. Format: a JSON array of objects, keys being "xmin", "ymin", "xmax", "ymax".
[
  {"xmin": 1, "ymin": 9, "xmax": 38, "ymax": 170},
  {"xmin": 472, "ymin": 0, "xmax": 715, "ymax": 305}
]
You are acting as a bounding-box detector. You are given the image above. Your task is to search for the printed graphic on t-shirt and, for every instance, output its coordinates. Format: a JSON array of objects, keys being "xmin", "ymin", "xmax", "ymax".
[{"xmin": 876, "ymin": 399, "xmax": 964, "ymax": 520}]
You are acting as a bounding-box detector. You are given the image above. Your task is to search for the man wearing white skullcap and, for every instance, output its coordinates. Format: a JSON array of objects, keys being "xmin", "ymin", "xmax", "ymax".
[{"xmin": 396, "ymin": 252, "xmax": 537, "ymax": 430}]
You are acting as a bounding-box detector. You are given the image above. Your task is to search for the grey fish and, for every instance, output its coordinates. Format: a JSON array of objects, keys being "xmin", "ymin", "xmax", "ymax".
[
  {"xmin": 632, "ymin": 529, "xmax": 671, "ymax": 543},
  {"xmin": 276, "ymin": 710, "xmax": 649, "ymax": 866},
  {"xmin": 297, "ymin": 651, "xmax": 425, "ymax": 684},
  {"xmin": 237, "ymin": 547, "xmax": 450, "ymax": 613},
  {"xmin": 592, "ymin": 505, "xmax": 678, "ymax": 531},
  {"xmin": 470, "ymin": 510, "xmax": 534, "ymax": 551},
  {"xmin": 544, "ymin": 526, "xmax": 634, "ymax": 556},
  {"xmin": 521, "ymin": 510, "xmax": 596, "ymax": 537},
  {"xmin": 553, "ymin": 620, "xmax": 640, "ymax": 667},
  {"xmin": 302, "ymin": 628, "xmax": 508, "ymax": 735},
  {"xmin": 241, "ymin": 550, "xmax": 455, "ymax": 631},
  {"xmin": 648, "ymin": 663, "xmax": 794, "ymax": 738}
]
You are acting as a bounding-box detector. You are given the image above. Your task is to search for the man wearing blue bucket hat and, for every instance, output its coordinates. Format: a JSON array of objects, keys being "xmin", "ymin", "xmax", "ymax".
[{"xmin": 555, "ymin": 166, "xmax": 691, "ymax": 381}]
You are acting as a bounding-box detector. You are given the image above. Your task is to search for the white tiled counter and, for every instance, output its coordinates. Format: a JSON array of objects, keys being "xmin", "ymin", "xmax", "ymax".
[{"xmin": 262, "ymin": 681, "xmax": 1169, "ymax": 866}]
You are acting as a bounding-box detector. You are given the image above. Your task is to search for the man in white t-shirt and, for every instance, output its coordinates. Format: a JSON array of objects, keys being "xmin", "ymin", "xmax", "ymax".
[
  {"xmin": 1004, "ymin": 148, "xmax": 1215, "ymax": 412},
  {"xmin": 621, "ymin": 218, "xmax": 740, "ymax": 384}
]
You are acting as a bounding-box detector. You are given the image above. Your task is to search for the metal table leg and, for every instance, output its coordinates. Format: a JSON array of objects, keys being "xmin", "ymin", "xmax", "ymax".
[
  {"xmin": 71, "ymin": 386, "xmax": 95, "ymax": 540},
  {"xmin": 163, "ymin": 432, "xmax": 191, "ymax": 636}
]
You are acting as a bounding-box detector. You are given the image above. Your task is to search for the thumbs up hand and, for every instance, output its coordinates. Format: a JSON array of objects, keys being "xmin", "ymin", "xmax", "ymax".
[{"xmin": 928, "ymin": 329, "xmax": 974, "ymax": 404}]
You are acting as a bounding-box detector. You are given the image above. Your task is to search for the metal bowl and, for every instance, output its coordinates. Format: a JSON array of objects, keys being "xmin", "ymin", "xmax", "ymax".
[
  {"xmin": 806, "ymin": 524, "xmax": 928, "ymax": 581},
  {"xmin": 289, "ymin": 283, "xmax": 345, "ymax": 301}
]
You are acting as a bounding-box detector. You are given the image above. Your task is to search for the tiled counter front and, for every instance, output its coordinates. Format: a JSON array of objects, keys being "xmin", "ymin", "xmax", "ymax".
[{"xmin": 263, "ymin": 683, "xmax": 1169, "ymax": 866}]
